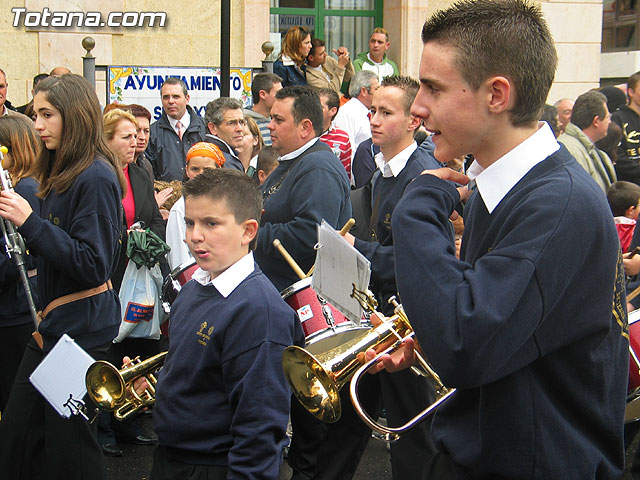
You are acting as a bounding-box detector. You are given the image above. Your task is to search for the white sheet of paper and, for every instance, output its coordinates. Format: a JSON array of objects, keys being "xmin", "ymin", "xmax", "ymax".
[
  {"xmin": 29, "ymin": 334, "xmax": 95, "ymax": 418},
  {"xmin": 312, "ymin": 220, "xmax": 371, "ymax": 324}
]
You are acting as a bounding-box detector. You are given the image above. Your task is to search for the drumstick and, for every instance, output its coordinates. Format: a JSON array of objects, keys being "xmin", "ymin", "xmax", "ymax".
[
  {"xmin": 305, "ymin": 218, "xmax": 356, "ymax": 278},
  {"xmin": 628, "ymin": 284, "xmax": 640, "ymax": 303},
  {"xmin": 273, "ymin": 239, "xmax": 306, "ymax": 280}
]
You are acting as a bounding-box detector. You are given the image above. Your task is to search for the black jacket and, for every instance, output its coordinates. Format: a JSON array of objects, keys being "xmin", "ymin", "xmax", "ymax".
[
  {"xmin": 146, "ymin": 105, "xmax": 207, "ymax": 181},
  {"xmin": 112, "ymin": 163, "xmax": 166, "ymax": 291}
]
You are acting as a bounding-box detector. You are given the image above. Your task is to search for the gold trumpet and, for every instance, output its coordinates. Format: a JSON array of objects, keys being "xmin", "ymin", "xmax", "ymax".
[
  {"xmin": 281, "ymin": 288, "xmax": 455, "ymax": 441},
  {"xmin": 85, "ymin": 351, "xmax": 167, "ymax": 421}
]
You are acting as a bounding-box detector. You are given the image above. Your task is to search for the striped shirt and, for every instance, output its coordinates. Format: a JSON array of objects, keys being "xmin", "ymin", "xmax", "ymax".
[{"xmin": 320, "ymin": 125, "xmax": 352, "ymax": 180}]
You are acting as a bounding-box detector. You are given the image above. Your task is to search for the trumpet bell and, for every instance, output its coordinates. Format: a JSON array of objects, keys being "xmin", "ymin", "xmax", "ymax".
[
  {"xmin": 85, "ymin": 361, "xmax": 126, "ymax": 410},
  {"xmin": 282, "ymin": 346, "xmax": 341, "ymax": 423}
]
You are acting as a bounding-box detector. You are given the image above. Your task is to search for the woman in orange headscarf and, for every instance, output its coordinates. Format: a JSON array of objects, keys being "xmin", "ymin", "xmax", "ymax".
[{"xmin": 166, "ymin": 142, "xmax": 225, "ymax": 270}]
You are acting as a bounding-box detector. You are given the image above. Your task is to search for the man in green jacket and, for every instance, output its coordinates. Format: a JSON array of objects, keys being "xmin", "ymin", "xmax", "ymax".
[{"xmin": 353, "ymin": 28, "xmax": 399, "ymax": 83}]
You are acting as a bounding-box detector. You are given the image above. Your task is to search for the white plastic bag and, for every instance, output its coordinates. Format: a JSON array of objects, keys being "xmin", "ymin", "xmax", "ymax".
[{"xmin": 114, "ymin": 260, "xmax": 165, "ymax": 342}]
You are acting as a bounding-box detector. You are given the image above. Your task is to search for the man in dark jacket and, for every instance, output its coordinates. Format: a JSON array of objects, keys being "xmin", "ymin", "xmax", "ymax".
[
  {"xmin": 613, "ymin": 71, "xmax": 640, "ymax": 185},
  {"xmin": 146, "ymin": 78, "xmax": 207, "ymax": 181},
  {"xmin": 203, "ymin": 97, "xmax": 246, "ymax": 172}
]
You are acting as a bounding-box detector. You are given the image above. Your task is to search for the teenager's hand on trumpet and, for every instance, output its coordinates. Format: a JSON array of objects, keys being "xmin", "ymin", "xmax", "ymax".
[
  {"xmin": 0, "ymin": 190, "xmax": 33, "ymax": 227},
  {"xmin": 363, "ymin": 311, "xmax": 418, "ymax": 374},
  {"xmin": 365, "ymin": 337, "xmax": 418, "ymax": 374}
]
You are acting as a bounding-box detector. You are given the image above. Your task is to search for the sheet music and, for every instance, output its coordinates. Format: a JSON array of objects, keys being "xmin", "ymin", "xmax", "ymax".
[
  {"xmin": 312, "ymin": 220, "xmax": 371, "ymax": 324},
  {"xmin": 29, "ymin": 334, "xmax": 95, "ymax": 418}
]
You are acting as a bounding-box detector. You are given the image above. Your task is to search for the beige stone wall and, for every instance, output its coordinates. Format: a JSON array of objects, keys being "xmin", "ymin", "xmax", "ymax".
[
  {"xmin": 384, "ymin": 0, "xmax": 603, "ymax": 104},
  {"xmin": 1, "ymin": 0, "xmax": 271, "ymax": 105},
  {"xmin": 1, "ymin": 0, "xmax": 602, "ymax": 106}
]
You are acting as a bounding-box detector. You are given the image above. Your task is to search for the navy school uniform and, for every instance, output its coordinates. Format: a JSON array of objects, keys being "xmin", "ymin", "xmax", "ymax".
[
  {"xmin": 0, "ymin": 156, "xmax": 122, "ymax": 480},
  {"xmin": 393, "ymin": 146, "xmax": 628, "ymax": 479},
  {"xmin": 153, "ymin": 258, "xmax": 304, "ymax": 479}
]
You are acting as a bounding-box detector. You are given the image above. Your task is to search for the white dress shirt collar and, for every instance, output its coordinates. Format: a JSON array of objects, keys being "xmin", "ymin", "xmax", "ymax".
[
  {"xmin": 279, "ymin": 137, "xmax": 319, "ymax": 161},
  {"xmin": 466, "ymin": 122, "xmax": 559, "ymax": 214},
  {"xmin": 168, "ymin": 109, "xmax": 191, "ymax": 134},
  {"xmin": 374, "ymin": 142, "xmax": 417, "ymax": 178},
  {"xmin": 191, "ymin": 251, "xmax": 255, "ymax": 298}
]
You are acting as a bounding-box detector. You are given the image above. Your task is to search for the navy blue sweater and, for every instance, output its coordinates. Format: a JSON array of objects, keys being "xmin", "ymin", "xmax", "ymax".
[
  {"xmin": 18, "ymin": 157, "xmax": 122, "ymax": 352},
  {"xmin": 256, "ymin": 140, "xmax": 351, "ymax": 291},
  {"xmin": 154, "ymin": 265, "xmax": 304, "ymax": 478},
  {"xmin": 0, "ymin": 177, "xmax": 41, "ymax": 327},
  {"xmin": 392, "ymin": 148, "xmax": 627, "ymax": 478},
  {"xmin": 354, "ymin": 145, "xmax": 440, "ymax": 313}
]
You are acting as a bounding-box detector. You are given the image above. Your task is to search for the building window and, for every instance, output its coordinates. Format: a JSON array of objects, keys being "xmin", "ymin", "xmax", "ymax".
[
  {"xmin": 603, "ymin": 0, "xmax": 640, "ymax": 51},
  {"xmin": 270, "ymin": 0, "xmax": 383, "ymax": 61}
]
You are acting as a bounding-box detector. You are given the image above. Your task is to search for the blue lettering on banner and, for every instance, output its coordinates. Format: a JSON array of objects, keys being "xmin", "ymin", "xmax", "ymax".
[
  {"xmin": 121, "ymin": 74, "xmax": 245, "ymax": 93},
  {"xmin": 125, "ymin": 75, "xmax": 136, "ymax": 89},
  {"xmin": 194, "ymin": 106, "xmax": 206, "ymax": 116},
  {"xmin": 153, "ymin": 106, "xmax": 162, "ymax": 120},
  {"xmin": 124, "ymin": 302, "xmax": 154, "ymax": 324}
]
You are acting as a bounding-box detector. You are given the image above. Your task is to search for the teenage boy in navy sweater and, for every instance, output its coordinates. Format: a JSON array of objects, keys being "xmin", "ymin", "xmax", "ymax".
[
  {"xmin": 150, "ymin": 168, "xmax": 304, "ymax": 480},
  {"xmin": 369, "ymin": 1, "xmax": 629, "ymax": 479},
  {"xmin": 337, "ymin": 75, "xmax": 441, "ymax": 479}
]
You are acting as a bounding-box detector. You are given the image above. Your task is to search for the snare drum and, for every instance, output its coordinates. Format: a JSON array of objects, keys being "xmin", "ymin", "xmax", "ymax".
[
  {"xmin": 629, "ymin": 309, "xmax": 640, "ymax": 390},
  {"xmin": 281, "ymin": 277, "xmax": 369, "ymax": 354},
  {"xmin": 161, "ymin": 260, "xmax": 198, "ymax": 315}
]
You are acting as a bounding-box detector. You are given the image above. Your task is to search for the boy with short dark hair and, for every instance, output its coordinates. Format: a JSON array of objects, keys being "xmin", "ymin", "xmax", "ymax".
[
  {"xmin": 608, "ymin": 180, "xmax": 640, "ymax": 252},
  {"xmin": 378, "ymin": 0, "xmax": 628, "ymax": 478},
  {"xmin": 151, "ymin": 168, "xmax": 304, "ymax": 480}
]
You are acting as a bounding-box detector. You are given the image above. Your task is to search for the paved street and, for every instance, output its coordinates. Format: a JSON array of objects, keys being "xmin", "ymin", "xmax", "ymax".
[
  {"xmin": 105, "ymin": 414, "xmax": 393, "ymax": 480},
  {"xmin": 105, "ymin": 413, "xmax": 640, "ymax": 479}
]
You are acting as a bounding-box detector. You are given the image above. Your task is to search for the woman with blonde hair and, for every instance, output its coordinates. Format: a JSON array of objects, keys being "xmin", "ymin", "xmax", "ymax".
[
  {"xmin": 273, "ymin": 26, "xmax": 312, "ymax": 87},
  {"xmin": 0, "ymin": 115, "xmax": 41, "ymax": 414}
]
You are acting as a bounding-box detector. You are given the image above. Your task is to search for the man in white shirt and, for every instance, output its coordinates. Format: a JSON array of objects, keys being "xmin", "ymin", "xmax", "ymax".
[{"xmin": 334, "ymin": 70, "xmax": 379, "ymax": 161}]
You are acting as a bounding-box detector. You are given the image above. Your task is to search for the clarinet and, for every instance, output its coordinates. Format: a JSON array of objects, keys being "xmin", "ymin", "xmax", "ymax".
[{"xmin": 0, "ymin": 145, "xmax": 40, "ymax": 331}]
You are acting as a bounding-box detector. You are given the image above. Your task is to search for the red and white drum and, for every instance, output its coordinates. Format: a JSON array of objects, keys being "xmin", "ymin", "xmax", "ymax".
[
  {"xmin": 281, "ymin": 277, "xmax": 369, "ymax": 354},
  {"xmin": 629, "ymin": 308, "xmax": 640, "ymax": 390},
  {"xmin": 161, "ymin": 260, "xmax": 198, "ymax": 315}
]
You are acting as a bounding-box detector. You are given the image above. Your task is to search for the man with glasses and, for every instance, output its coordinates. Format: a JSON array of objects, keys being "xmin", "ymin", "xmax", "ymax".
[{"xmin": 204, "ymin": 97, "xmax": 246, "ymax": 172}]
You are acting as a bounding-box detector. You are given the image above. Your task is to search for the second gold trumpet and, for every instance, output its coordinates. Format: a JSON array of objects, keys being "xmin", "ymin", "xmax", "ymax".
[{"xmin": 85, "ymin": 351, "xmax": 167, "ymax": 421}]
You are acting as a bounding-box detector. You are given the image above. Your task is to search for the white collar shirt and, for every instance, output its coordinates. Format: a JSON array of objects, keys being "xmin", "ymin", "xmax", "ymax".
[
  {"xmin": 466, "ymin": 122, "xmax": 559, "ymax": 214},
  {"xmin": 168, "ymin": 110, "xmax": 191, "ymax": 136},
  {"xmin": 374, "ymin": 142, "xmax": 417, "ymax": 178},
  {"xmin": 279, "ymin": 137, "xmax": 319, "ymax": 162},
  {"xmin": 191, "ymin": 251, "xmax": 255, "ymax": 298}
]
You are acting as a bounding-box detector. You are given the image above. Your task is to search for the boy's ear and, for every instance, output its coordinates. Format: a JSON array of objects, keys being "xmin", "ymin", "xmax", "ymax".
[
  {"xmin": 625, "ymin": 205, "xmax": 637, "ymax": 218},
  {"xmin": 408, "ymin": 114, "xmax": 421, "ymax": 132},
  {"xmin": 242, "ymin": 219, "xmax": 259, "ymax": 245},
  {"xmin": 485, "ymin": 75, "xmax": 512, "ymax": 114}
]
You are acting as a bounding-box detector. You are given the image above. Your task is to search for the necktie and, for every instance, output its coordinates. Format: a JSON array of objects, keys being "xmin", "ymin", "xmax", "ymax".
[{"xmin": 176, "ymin": 121, "xmax": 183, "ymax": 140}]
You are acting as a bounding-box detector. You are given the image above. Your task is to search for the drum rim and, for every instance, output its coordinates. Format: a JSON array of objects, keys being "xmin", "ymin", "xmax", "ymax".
[
  {"xmin": 169, "ymin": 258, "xmax": 198, "ymax": 277},
  {"xmin": 280, "ymin": 277, "xmax": 313, "ymax": 299}
]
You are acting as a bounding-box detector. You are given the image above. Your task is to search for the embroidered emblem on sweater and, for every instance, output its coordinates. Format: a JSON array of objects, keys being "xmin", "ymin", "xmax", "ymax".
[{"xmin": 197, "ymin": 321, "xmax": 215, "ymax": 346}]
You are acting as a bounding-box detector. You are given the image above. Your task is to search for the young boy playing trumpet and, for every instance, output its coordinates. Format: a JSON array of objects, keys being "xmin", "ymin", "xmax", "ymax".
[{"xmin": 148, "ymin": 168, "xmax": 304, "ymax": 479}]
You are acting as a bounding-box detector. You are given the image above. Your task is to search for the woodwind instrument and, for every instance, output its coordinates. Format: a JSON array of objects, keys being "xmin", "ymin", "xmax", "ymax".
[{"xmin": 0, "ymin": 145, "xmax": 40, "ymax": 333}]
